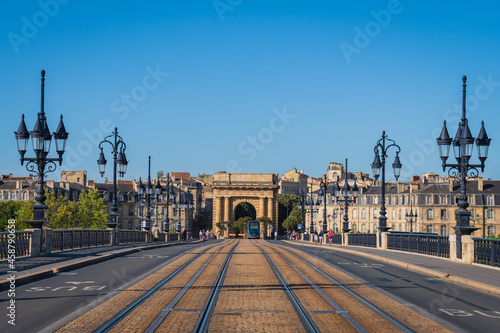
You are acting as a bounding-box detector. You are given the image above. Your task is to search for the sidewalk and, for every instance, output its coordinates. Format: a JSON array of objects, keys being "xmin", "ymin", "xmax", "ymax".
[
  {"xmin": 285, "ymin": 240, "xmax": 500, "ymax": 296},
  {"xmin": 0, "ymin": 240, "xmax": 201, "ymax": 291}
]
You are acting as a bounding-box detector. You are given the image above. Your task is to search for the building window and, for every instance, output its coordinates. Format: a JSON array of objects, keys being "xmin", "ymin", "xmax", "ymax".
[
  {"xmin": 427, "ymin": 225, "xmax": 433, "ymax": 233},
  {"xmin": 22, "ymin": 192, "xmax": 28, "ymax": 200},
  {"xmin": 426, "ymin": 195, "xmax": 433, "ymax": 204},
  {"xmin": 352, "ymin": 209, "xmax": 357, "ymax": 219},
  {"xmin": 470, "ymin": 209, "xmax": 475, "ymax": 220},
  {"xmin": 427, "ymin": 209, "xmax": 433, "ymax": 220},
  {"xmin": 361, "ymin": 209, "xmax": 366, "ymax": 219},
  {"xmin": 373, "ymin": 209, "xmax": 378, "ymax": 218},
  {"xmin": 487, "ymin": 209, "xmax": 494, "ymax": 220},
  {"xmin": 140, "ymin": 206, "xmax": 144, "ymax": 216},
  {"xmin": 73, "ymin": 191, "xmax": 78, "ymax": 201},
  {"xmin": 352, "ymin": 224, "xmax": 357, "ymax": 233},
  {"xmin": 10, "ymin": 192, "xmax": 15, "ymax": 200},
  {"xmin": 118, "ymin": 193, "xmax": 124, "ymax": 201},
  {"xmin": 128, "ymin": 193, "xmax": 134, "ymax": 201},
  {"xmin": 118, "ymin": 207, "xmax": 123, "ymax": 216},
  {"xmin": 488, "ymin": 195, "xmax": 494, "ymax": 206},
  {"xmin": 440, "ymin": 209, "xmax": 447, "ymax": 220},
  {"xmin": 362, "ymin": 196, "xmax": 366, "ymax": 205},
  {"xmin": 174, "ymin": 208, "xmax": 178, "ymax": 216},
  {"xmin": 373, "ymin": 196, "xmax": 378, "ymax": 205},
  {"xmin": 392, "ymin": 210, "xmax": 395, "ymax": 220},
  {"xmin": 398, "ymin": 209, "xmax": 402, "ymax": 220},
  {"xmin": 441, "ymin": 196, "xmax": 447, "ymax": 204},
  {"xmin": 129, "ymin": 206, "xmax": 134, "ymax": 216},
  {"xmin": 488, "ymin": 226, "xmax": 495, "ymax": 236},
  {"xmin": 361, "ymin": 224, "xmax": 366, "ymax": 233},
  {"xmin": 469, "ymin": 195, "xmax": 475, "ymax": 205},
  {"xmin": 441, "ymin": 225, "xmax": 447, "ymax": 235}
]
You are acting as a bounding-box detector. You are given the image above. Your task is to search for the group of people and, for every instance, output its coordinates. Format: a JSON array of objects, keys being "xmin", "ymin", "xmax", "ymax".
[
  {"xmin": 199, "ymin": 229, "xmax": 213, "ymax": 242},
  {"xmin": 312, "ymin": 229, "xmax": 336, "ymax": 245}
]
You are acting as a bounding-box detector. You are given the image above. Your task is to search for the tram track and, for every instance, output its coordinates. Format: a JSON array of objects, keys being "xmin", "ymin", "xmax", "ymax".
[{"xmin": 254, "ymin": 240, "xmax": 415, "ymax": 333}]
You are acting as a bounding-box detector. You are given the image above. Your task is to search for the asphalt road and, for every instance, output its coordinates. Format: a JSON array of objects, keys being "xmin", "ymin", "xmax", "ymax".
[
  {"xmin": 0, "ymin": 242, "xmax": 217, "ymax": 333},
  {"xmin": 275, "ymin": 241, "xmax": 500, "ymax": 333}
]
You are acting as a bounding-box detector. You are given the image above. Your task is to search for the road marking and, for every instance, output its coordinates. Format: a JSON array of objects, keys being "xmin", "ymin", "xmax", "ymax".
[{"xmin": 375, "ymin": 278, "xmax": 392, "ymax": 282}]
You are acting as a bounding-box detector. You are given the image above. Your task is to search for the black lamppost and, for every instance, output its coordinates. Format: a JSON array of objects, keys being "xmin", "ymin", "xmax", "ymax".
[
  {"xmin": 436, "ymin": 75, "xmax": 491, "ymax": 259},
  {"xmin": 175, "ymin": 190, "xmax": 193, "ymax": 239},
  {"xmin": 15, "ymin": 70, "xmax": 69, "ymax": 251},
  {"xmin": 97, "ymin": 127, "xmax": 128, "ymax": 237},
  {"xmin": 319, "ymin": 174, "xmax": 336, "ymax": 234},
  {"xmin": 298, "ymin": 186, "xmax": 319, "ymax": 236},
  {"xmin": 371, "ymin": 131, "xmax": 402, "ymax": 235},
  {"xmin": 405, "ymin": 201, "xmax": 417, "ymax": 233},
  {"xmin": 137, "ymin": 156, "xmax": 164, "ymax": 241},
  {"xmin": 161, "ymin": 173, "xmax": 174, "ymax": 233},
  {"xmin": 333, "ymin": 159, "xmax": 358, "ymax": 244}
]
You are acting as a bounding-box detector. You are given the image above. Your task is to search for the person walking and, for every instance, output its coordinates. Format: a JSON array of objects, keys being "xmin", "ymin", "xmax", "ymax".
[
  {"xmin": 328, "ymin": 229, "xmax": 334, "ymax": 246},
  {"xmin": 274, "ymin": 230, "xmax": 278, "ymax": 240},
  {"xmin": 152, "ymin": 225, "xmax": 159, "ymax": 243}
]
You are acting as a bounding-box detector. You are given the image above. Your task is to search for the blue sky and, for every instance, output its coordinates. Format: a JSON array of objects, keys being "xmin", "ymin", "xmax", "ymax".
[{"xmin": 2, "ymin": 1, "xmax": 500, "ymax": 183}]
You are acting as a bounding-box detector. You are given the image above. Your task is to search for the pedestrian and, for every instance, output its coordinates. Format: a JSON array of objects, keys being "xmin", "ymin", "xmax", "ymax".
[
  {"xmin": 152, "ymin": 225, "xmax": 159, "ymax": 243},
  {"xmin": 183, "ymin": 229, "xmax": 187, "ymax": 241},
  {"xmin": 314, "ymin": 230, "xmax": 318, "ymax": 243},
  {"xmin": 328, "ymin": 229, "xmax": 333, "ymax": 246},
  {"xmin": 319, "ymin": 230, "xmax": 323, "ymax": 244},
  {"xmin": 292, "ymin": 230, "xmax": 296, "ymax": 240},
  {"xmin": 199, "ymin": 230, "xmax": 203, "ymax": 240},
  {"xmin": 274, "ymin": 230, "xmax": 277, "ymax": 240}
]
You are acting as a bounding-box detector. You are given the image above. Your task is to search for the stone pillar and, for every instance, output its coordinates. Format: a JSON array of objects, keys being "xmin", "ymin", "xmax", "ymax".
[
  {"xmin": 108, "ymin": 228, "xmax": 116, "ymax": 246},
  {"xmin": 461, "ymin": 235, "xmax": 475, "ymax": 264},
  {"xmin": 380, "ymin": 232, "xmax": 388, "ymax": 250},
  {"xmin": 27, "ymin": 229, "xmax": 41, "ymax": 257},
  {"xmin": 343, "ymin": 233, "xmax": 349, "ymax": 246},
  {"xmin": 44, "ymin": 228, "xmax": 52, "ymax": 254},
  {"xmin": 267, "ymin": 197, "xmax": 274, "ymax": 238},
  {"xmin": 449, "ymin": 234, "xmax": 457, "ymax": 262},
  {"xmin": 224, "ymin": 197, "xmax": 230, "ymax": 238},
  {"xmin": 259, "ymin": 197, "xmax": 265, "ymax": 218}
]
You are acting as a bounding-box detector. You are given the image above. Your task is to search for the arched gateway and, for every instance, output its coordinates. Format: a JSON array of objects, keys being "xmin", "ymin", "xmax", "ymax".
[{"xmin": 212, "ymin": 173, "xmax": 280, "ymax": 238}]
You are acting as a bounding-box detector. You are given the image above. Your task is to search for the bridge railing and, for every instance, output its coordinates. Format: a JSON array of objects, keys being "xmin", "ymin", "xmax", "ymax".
[
  {"xmin": 348, "ymin": 233, "xmax": 376, "ymax": 247},
  {"xmin": 473, "ymin": 238, "xmax": 500, "ymax": 267},
  {"xmin": 0, "ymin": 231, "xmax": 32, "ymax": 260},
  {"xmin": 331, "ymin": 234, "xmax": 342, "ymax": 245},
  {"xmin": 387, "ymin": 233, "xmax": 450, "ymax": 258},
  {"xmin": 119, "ymin": 230, "xmax": 148, "ymax": 244},
  {"xmin": 52, "ymin": 229, "xmax": 112, "ymax": 252},
  {"xmin": 168, "ymin": 233, "xmax": 180, "ymax": 242}
]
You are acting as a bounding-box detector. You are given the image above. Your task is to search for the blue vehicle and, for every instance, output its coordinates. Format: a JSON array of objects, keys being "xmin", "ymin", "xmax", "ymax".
[{"xmin": 247, "ymin": 220, "xmax": 260, "ymax": 239}]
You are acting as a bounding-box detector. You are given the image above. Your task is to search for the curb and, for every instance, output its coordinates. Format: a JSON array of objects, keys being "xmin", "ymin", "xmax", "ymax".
[
  {"xmin": 0, "ymin": 240, "xmax": 202, "ymax": 291},
  {"xmin": 284, "ymin": 240, "xmax": 500, "ymax": 296}
]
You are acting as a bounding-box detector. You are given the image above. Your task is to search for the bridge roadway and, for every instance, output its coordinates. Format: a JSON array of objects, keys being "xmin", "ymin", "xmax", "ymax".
[{"xmin": 1, "ymin": 239, "xmax": 499, "ymax": 332}]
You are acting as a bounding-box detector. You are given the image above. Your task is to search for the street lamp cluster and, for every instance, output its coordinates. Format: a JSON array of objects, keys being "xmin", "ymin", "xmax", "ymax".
[
  {"xmin": 436, "ymin": 75, "xmax": 491, "ymax": 258},
  {"xmin": 97, "ymin": 127, "xmax": 128, "ymax": 230},
  {"xmin": 297, "ymin": 187, "xmax": 319, "ymax": 235},
  {"xmin": 14, "ymin": 70, "xmax": 69, "ymax": 233},
  {"xmin": 137, "ymin": 156, "xmax": 163, "ymax": 233},
  {"xmin": 332, "ymin": 159, "xmax": 358, "ymax": 238},
  {"xmin": 172, "ymin": 189, "xmax": 193, "ymax": 236}
]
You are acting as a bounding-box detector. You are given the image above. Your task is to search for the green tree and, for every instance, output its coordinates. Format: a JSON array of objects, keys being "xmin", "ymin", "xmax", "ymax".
[
  {"xmin": 0, "ymin": 201, "xmax": 18, "ymax": 231},
  {"xmin": 257, "ymin": 216, "xmax": 272, "ymax": 234},
  {"xmin": 14, "ymin": 200, "xmax": 34, "ymax": 231},
  {"xmin": 278, "ymin": 194, "xmax": 299, "ymax": 225},
  {"xmin": 282, "ymin": 206, "xmax": 302, "ymax": 231},
  {"xmin": 77, "ymin": 189, "xmax": 108, "ymax": 229},
  {"xmin": 232, "ymin": 216, "xmax": 252, "ymax": 235},
  {"xmin": 157, "ymin": 170, "xmax": 164, "ymax": 178},
  {"xmin": 46, "ymin": 191, "xmax": 77, "ymax": 229}
]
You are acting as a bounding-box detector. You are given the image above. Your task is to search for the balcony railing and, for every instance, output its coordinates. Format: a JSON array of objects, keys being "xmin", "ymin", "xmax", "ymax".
[{"xmin": 387, "ymin": 233, "xmax": 449, "ymax": 258}]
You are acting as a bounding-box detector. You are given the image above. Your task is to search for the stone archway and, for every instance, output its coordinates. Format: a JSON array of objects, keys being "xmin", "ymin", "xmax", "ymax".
[
  {"xmin": 212, "ymin": 173, "xmax": 280, "ymax": 238},
  {"xmin": 234, "ymin": 202, "xmax": 257, "ymax": 221}
]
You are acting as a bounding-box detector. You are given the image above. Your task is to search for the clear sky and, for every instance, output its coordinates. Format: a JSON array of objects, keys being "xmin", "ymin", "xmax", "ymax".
[{"xmin": 2, "ymin": 1, "xmax": 500, "ymax": 183}]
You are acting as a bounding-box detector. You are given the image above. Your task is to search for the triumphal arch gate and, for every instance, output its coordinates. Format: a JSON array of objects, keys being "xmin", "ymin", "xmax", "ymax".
[{"xmin": 212, "ymin": 173, "xmax": 280, "ymax": 238}]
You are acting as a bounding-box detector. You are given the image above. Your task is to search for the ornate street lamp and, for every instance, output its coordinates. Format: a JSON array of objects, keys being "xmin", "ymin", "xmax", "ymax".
[
  {"xmin": 138, "ymin": 156, "xmax": 163, "ymax": 241},
  {"xmin": 318, "ymin": 174, "xmax": 337, "ymax": 234},
  {"xmin": 371, "ymin": 131, "xmax": 401, "ymax": 235},
  {"xmin": 298, "ymin": 186, "xmax": 319, "ymax": 237},
  {"xmin": 97, "ymin": 127, "xmax": 128, "ymax": 237},
  {"xmin": 161, "ymin": 173, "xmax": 174, "ymax": 233},
  {"xmin": 333, "ymin": 159, "xmax": 358, "ymax": 244},
  {"xmin": 14, "ymin": 70, "xmax": 69, "ymax": 252},
  {"xmin": 405, "ymin": 200, "xmax": 417, "ymax": 233},
  {"xmin": 436, "ymin": 75, "xmax": 491, "ymax": 259}
]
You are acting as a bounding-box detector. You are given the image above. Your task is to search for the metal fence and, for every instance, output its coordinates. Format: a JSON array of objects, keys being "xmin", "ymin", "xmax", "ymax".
[
  {"xmin": 349, "ymin": 233, "xmax": 377, "ymax": 247},
  {"xmin": 387, "ymin": 233, "xmax": 450, "ymax": 258},
  {"xmin": 0, "ymin": 231, "xmax": 32, "ymax": 260},
  {"xmin": 52, "ymin": 229, "xmax": 112, "ymax": 252},
  {"xmin": 168, "ymin": 233, "xmax": 180, "ymax": 242},
  {"xmin": 474, "ymin": 238, "xmax": 500, "ymax": 267},
  {"xmin": 119, "ymin": 230, "xmax": 148, "ymax": 244},
  {"xmin": 331, "ymin": 234, "xmax": 342, "ymax": 245}
]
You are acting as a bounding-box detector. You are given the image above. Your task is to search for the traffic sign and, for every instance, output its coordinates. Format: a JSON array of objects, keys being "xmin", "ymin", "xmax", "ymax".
[
  {"xmin": 298, "ymin": 224, "xmax": 302, "ymax": 228},
  {"xmin": 270, "ymin": 226, "xmax": 273, "ymax": 230}
]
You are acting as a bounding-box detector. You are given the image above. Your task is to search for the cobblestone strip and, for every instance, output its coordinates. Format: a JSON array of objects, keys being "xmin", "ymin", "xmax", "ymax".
[
  {"xmin": 55, "ymin": 242, "xmax": 228, "ymax": 333},
  {"xmin": 208, "ymin": 240, "xmax": 307, "ymax": 333},
  {"xmin": 269, "ymin": 241, "xmax": 452, "ymax": 333}
]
